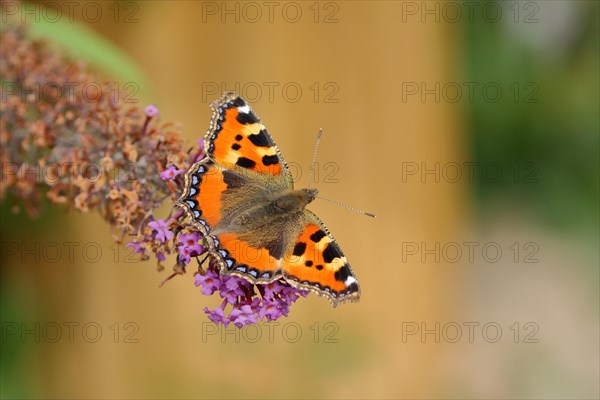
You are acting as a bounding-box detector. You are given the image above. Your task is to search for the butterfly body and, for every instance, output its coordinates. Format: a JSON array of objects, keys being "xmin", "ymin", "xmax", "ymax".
[{"xmin": 177, "ymin": 92, "xmax": 360, "ymax": 306}]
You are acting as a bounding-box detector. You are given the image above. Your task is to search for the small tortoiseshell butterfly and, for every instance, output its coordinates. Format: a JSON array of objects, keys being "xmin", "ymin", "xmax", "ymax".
[{"xmin": 176, "ymin": 92, "xmax": 359, "ymax": 306}]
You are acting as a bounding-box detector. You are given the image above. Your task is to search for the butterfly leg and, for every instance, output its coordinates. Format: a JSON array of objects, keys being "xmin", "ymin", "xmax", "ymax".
[{"xmin": 195, "ymin": 253, "xmax": 210, "ymax": 273}]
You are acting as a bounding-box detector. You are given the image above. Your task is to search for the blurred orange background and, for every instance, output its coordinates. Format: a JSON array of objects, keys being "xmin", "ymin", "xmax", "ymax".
[{"xmin": 1, "ymin": 1, "xmax": 598, "ymax": 399}]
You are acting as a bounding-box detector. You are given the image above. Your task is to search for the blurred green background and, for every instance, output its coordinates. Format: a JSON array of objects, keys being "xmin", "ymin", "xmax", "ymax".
[
  {"xmin": 1, "ymin": 1, "xmax": 598, "ymax": 399},
  {"xmin": 464, "ymin": 1, "xmax": 599, "ymax": 229}
]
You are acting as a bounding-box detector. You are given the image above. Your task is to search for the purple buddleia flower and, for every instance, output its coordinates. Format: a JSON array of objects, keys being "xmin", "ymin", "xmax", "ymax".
[
  {"xmin": 177, "ymin": 232, "xmax": 204, "ymax": 264},
  {"xmin": 220, "ymin": 286, "xmax": 244, "ymax": 304},
  {"xmin": 191, "ymin": 138, "xmax": 206, "ymax": 163},
  {"xmin": 148, "ymin": 219, "xmax": 173, "ymax": 242},
  {"xmin": 247, "ymin": 297, "xmax": 261, "ymax": 313},
  {"xmin": 222, "ymin": 275, "xmax": 249, "ymax": 291},
  {"xmin": 126, "ymin": 241, "xmax": 144, "ymax": 254},
  {"xmin": 160, "ymin": 165, "xmax": 183, "ymax": 181},
  {"xmin": 229, "ymin": 305, "xmax": 258, "ymax": 328},
  {"xmin": 258, "ymin": 299, "xmax": 284, "ymax": 321},
  {"xmin": 197, "ymin": 266, "xmax": 311, "ymax": 328},
  {"xmin": 262, "ymin": 280, "xmax": 287, "ymax": 301},
  {"xmin": 195, "ymin": 270, "xmax": 220, "ymax": 296},
  {"xmin": 178, "ymin": 232, "xmax": 203, "ymax": 254},
  {"xmin": 177, "ymin": 244, "xmax": 192, "ymax": 264},
  {"xmin": 281, "ymin": 286, "xmax": 309, "ymax": 304},
  {"xmin": 219, "ymin": 275, "xmax": 247, "ymax": 304},
  {"xmin": 276, "ymin": 301, "xmax": 290, "ymax": 318},
  {"xmin": 204, "ymin": 306, "xmax": 228, "ymax": 326},
  {"xmin": 144, "ymin": 104, "xmax": 159, "ymax": 118}
]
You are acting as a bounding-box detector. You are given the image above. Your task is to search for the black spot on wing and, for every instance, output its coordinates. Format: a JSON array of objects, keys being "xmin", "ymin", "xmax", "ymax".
[
  {"xmin": 262, "ymin": 155, "xmax": 279, "ymax": 166},
  {"xmin": 231, "ymin": 143, "xmax": 241, "ymax": 151},
  {"xmin": 247, "ymin": 129, "xmax": 272, "ymax": 147},
  {"xmin": 305, "ymin": 260, "xmax": 313, "ymax": 267},
  {"xmin": 236, "ymin": 157, "xmax": 256, "ymax": 169},
  {"xmin": 315, "ymin": 264, "xmax": 323, "ymax": 270},
  {"xmin": 310, "ymin": 230, "xmax": 326, "ymax": 243},
  {"xmin": 235, "ymin": 134, "xmax": 243, "ymax": 141},
  {"xmin": 322, "ymin": 242, "xmax": 343, "ymax": 263},
  {"xmin": 231, "ymin": 97, "xmax": 245, "ymax": 107},
  {"xmin": 237, "ymin": 111, "xmax": 259, "ymax": 125},
  {"xmin": 222, "ymin": 170, "xmax": 244, "ymax": 190},
  {"xmin": 345, "ymin": 282, "xmax": 359, "ymax": 294},
  {"xmin": 292, "ymin": 242, "xmax": 306, "ymax": 257},
  {"xmin": 334, "ymin": 264, "xmax": 351, "ymax": 282}
]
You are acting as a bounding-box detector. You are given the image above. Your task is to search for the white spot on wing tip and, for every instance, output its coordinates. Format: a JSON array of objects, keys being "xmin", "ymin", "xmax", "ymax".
[
  {"xmin": 237, "ymin": 104, "xmax": 250, "ymax": 114},
  {"xmin": 345, "ymin": 276, "xmax": 357, "ymax": 286}
]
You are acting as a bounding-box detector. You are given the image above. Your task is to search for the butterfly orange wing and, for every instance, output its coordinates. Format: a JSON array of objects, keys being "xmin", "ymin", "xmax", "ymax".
[
  {"xmin": 205, "ymin": 91, "xmax": 292, "ymax": 185},
  {"xmin": 178, "ymin": 93, "xmax": 290, "ymax": 282},
  {"xmin": 282, "ymin": 211, "xmax": 360, "ymax": 306}
]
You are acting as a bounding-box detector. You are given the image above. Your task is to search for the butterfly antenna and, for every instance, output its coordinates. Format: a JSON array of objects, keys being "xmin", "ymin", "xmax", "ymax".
[
  {"xmin": 307, "ymin": 128, "xmax": 324, "ymax": 190},
  {"xmin": 316, "ymin": 195, "xmax": 376, "ymax": 218}
]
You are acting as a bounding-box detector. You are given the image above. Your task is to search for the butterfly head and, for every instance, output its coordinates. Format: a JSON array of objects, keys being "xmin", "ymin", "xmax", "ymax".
[
  {"xmin": 301, "ymin": 188, "xmax": 318, "ymax": 204},
  {"xmin": 272, "ymin": 188, "xmax": 318, "ymax": 215}
]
